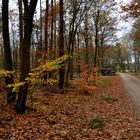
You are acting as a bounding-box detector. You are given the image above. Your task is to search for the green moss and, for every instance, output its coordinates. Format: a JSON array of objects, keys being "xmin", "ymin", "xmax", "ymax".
[
  {"xmin": 90, "ymin": 116, "xmax": 104, "ymax": 129},
  {"xmin": 102, "ymin": 97, "xmax": 113, "ymax": 104}
]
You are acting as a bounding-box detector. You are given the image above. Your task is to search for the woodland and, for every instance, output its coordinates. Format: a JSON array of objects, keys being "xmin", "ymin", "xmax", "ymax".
[{"xmin": 0, "ymin": 0, "xmax": 140, "ymax": 139}]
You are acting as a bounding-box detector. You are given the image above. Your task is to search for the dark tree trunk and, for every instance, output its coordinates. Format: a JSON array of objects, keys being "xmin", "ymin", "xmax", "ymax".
[
  {"xmin": 70, "ymin": 29, "xmax": 77, "ymax": 80},
  {"xmin": 84, "ymin": 12, "xmax": 89, "ymax": 67},
  {"xmin": 49, "ymin": 0, "xmax": 54, "ymax": 78},
  {"xmin": 2, "ymin": 0, "xmax": 16, "ymax": 103},
  {"xmin": 59, "ymin": 0, "xmax": 65, "ymax": 89},
  {"xmin": 40, "ymin": 0, "xmax": 43, "ymax": 51},
  {"xmin": 65, "ymin": 21, "xmax": 77, "ymax": 86},
  {"xmin": 54, "ymin": 0, "xmax": 57, "ymax": 59},
  {"xmin": 94, "ymin": 10, "xmax": 99, "ymax": 67},
  {"xmin": 50, "ymin": 0, "xmax": 54, "ymax": 55},
  {"xmin": 18, "ymin": 0, "xmax": 24, "ymax": 72},
  {"xmin": 77, "ymin": 33, "xmax": 81, "ymax": 77},
  {"xmin": 45, "ymin": 0, "xmax": 49, "ymax": 52},
  {"xmin": 65, "ymin": 6, "xmax": 78, "ymax": 87},
  {"xmin": 44, "ymin": 0, "xmax": 49, "ymax": 80},
  {"xmin": 15, "ymin": 0, "xmax": 38, "ymax": 113},
  {"xmin": 100, "ymin": 41, "xmax": 104, "ymax": 68},
  {"xmin": 94, "ymin": 24, "xmax": 98, "ymax": 67}
]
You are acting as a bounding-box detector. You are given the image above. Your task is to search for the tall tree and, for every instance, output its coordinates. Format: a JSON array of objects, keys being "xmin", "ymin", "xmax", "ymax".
[
  {"xmin": 18, "ymin": 0, "xmax": 24, "ymax": 71},
  {"xmin": 50, "ymin": 0, "xmax": 54, "ymax": 56},
  {"xmin": 131, "ymin": 19, "xmax": 140, "ymax": 72},
  {"xmin": 15, "ymin": 0, "xmax": 38, "ymax": 113},
  {"xmin": 39, "ymin": 0, "xmax": 43, "ymax": 50},
  {"xmin": 53, "ymin": 0, "xmax": 58, "ymax": 59},
  {"xmin": 65, "ymin": 0, "xmax": 92, "ymax": 86},
  {"xmin": 45, "ymin": 0, "xmax": 49, "ymax": 52},
  {"xmin": 92, "ymin": 0, "xmax": 117, "ymax": 67},
  {"xmin": 93, "ymin": 4, "xmax": 100, "ymax": 67},
  {"xmin": 43, "ymin": 0, "xmax": 49, "ymax": 80},
  {"xmin": 59, "ymin": 0, "xmax": 64, "ymax": 89},
  {"xmin": 2, "ymin": 0, "xmax": 16, "ymax": 103},
  {"xmin": 84, "ymin": 9, "xmax": 89, "ymax": 66}
]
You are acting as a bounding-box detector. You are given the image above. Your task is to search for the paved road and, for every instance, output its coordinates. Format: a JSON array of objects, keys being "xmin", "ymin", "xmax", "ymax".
[{"xmin": 120, "ymin": 73, "xmax": 140, "ymax": 120}]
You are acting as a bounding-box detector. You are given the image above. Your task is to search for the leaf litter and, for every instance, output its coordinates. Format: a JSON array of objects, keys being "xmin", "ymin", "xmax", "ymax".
[{"xmin": 0, "ymin": 75, "xmax": 140, "ymax": 140}]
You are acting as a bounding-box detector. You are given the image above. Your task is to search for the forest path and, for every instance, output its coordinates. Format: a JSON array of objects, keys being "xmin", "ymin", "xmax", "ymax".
[{"xmin": 120, "ymin": 73, "xmax": 140, "ymax": 120}]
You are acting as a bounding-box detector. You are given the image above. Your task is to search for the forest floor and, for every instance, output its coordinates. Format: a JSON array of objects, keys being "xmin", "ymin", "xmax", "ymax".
[{"xmin": 0, "ymin": 75, "xmax": 140, "ymax": 140}]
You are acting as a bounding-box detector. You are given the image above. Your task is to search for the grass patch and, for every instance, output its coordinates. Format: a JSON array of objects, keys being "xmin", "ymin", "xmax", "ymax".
[
  {"xmin": 90, "ymin": 116, "xmax": 104, "ymax": 129},
  {"xmin": 102, "ymin": 97, "xmax": 118, "ymax": 104},
  {"xmin": 102, "ymin": 97, "xmax": 113, "ymax": 104}
]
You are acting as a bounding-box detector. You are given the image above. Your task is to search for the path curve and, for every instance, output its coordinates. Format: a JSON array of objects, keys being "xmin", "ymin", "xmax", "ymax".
[{"xmin": 120, "ymin": 73, "xmax": 140, "ymax": 120}]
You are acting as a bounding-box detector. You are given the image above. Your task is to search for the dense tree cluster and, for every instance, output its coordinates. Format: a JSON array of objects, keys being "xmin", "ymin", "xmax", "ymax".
[{"xmin": 0, "ymin": 0, "xmax": 140, "ymax": 113}]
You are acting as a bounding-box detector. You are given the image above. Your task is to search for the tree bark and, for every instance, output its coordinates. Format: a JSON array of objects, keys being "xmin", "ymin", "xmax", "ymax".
[
  {"xmin": 15, "ymin": 0, "xmax": 38, "ymax": 113},
  {"xmin": 59, "ymin": 0, "xmax": 65, "ymax": 89},
  {"xmin": 54, "ymin": 0, "xmax": 57, "ymax": 59},
  {"xmin": 40, "ymin": 0, "xmax": 43, "ymax": 51},
  {"xmin": 94, "ymin": 10, "xmax": 99, "ymax": 67},
  {"xmin": 2, "ymin": 0, "xmax": 16, "ymax": 103},
  {"xmin": 45, "ymin": 0, "xmax": 49, "ymax": 52},
  {"xmin": 18, "ymin": 0, "xmax": 24, "ymax": 72},
  {"xmin": 50, "ymin": 0, "xmax": 54, "ymax": 56},
  {"xmin": 49, "ymin": 0, "xmax": 54, "ymax": 78},
  {"xmin": 44, "ymin": 0, "xmax": 49, "ymax": 80}
]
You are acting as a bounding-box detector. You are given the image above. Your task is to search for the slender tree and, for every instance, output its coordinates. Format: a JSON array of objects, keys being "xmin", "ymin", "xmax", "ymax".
[
  {"xmin": 45, "ymin": 0, "xmax": 49, "ymax": 52},
  {"xmin": 59, "ymin": 0, "xmax": 64, "ymax": 89},
  {"xmin": 50, "ymin": 0, "xmax": 54, "ymax": 56},
  {"xmin": 18, "ymin": 0, "xmax": 24, "ymax": 71},
  {"xmin": 40, "ymin": 0, "xmax": 43, "ymax": 51},
  {"xmin": 53, "ymin": 0, "xmax": 57, "ymax": 59},
  {"xmin": 2, "ymin": 0, "xmax": 16, "ymax": 103}
]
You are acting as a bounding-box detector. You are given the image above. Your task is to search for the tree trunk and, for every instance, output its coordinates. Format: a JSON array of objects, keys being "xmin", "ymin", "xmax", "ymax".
[
  {"xmin": 45, "ymin": 0, "xmax": 49, "ymax": 52},
  {"xmin": 18, "ymin": 0, "xmax": 24, "ymax": 72},
  {"xmin": 40, "ymin": 0, "xmax": 43, "ymax": 51},
  {"xmin": 54, "ymin": 0, "xmax": 57, "ymax": 59},
  {"xmin": 59, "ymin": 0, "xmax": 65, "ymax": 89},
  {"xmin": 70, "ymin": 29, "xmax": 77, "ymax": 80},
  {"xmin": 2, "ymin": 0, "xmax": 16, "ymax": 103},
  {"xmin": 15, "ymin": 0, "xmax": 38, "ymax": 113},
  {"xmin": 94, "ymin": 10, "xmax": 99, "ymax": 67},
  {"xmin": 77, "ymin": 33, "xmax": 80, "ymax": 77},
  {"xmin": 49, "ymin": 0, "xmax": 54, "ymax": 78},
  {"xmin": 44, "ymin": 0, "xmax": 49, "ymax": 80},
  {"xmin": 94, "ymin": 26, "xmax": 98, "ymax": 67},
  {"xmin": 50, "ymin": 0, "xmax": 54, "ymax": 56}
]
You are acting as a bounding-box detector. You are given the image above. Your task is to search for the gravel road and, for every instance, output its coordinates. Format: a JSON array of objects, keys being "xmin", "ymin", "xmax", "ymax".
[{"xmin": 120, "ymin": 73, "xmax": 140, "ymax": 120}]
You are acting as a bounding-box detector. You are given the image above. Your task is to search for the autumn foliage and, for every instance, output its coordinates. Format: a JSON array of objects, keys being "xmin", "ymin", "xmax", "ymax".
[
  {"xmin": 121, "ymin": 0, "xmax": 140, "ymax": 18},
  {"xmin": 0, "ymin": 75, "xmax": 140, "ymax": 139},
  {"xmin": 74, "ymin": 61, "xmax": 97, "ymax": 95}
]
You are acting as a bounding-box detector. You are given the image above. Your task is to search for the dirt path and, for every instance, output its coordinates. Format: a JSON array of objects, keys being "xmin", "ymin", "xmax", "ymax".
[{"xmin": 120, "ymin": 73, "xmax": 140, "ymax": 120}]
